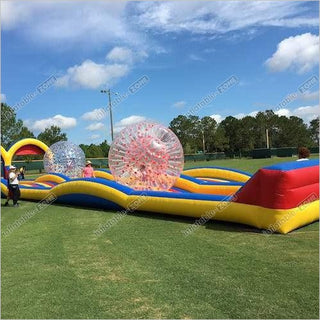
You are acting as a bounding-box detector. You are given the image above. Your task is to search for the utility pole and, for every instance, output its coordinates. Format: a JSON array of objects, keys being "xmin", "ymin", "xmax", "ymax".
[
  {"xmin": 266, "ymin": 128, "xmax": 269, "ymax": 148},
  {"xmin": 107, "ymin": 90, "xmax": 113, "ymax": 141},
  {"xmin": 101, "ymin": 89, "xmax": 116, "ymax": 141},
  {"xmin": 202, "ymin": 131, "xmax": 206, "ymax": 154}
]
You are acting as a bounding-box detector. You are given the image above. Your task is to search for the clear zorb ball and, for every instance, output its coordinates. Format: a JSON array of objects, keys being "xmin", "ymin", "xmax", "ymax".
[
  {"xmin": 108, "ymin": 121, "xmax": 184, "ymax": 191},
  {"xmin": 43, "ymin": 141, "xmax": 85, "ymax": 178}
]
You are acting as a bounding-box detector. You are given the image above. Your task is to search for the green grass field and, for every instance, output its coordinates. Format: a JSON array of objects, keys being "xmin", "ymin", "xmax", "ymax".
[{"xmin": 1, "ymin": 157, "xmax": 319, "ymax": 319}]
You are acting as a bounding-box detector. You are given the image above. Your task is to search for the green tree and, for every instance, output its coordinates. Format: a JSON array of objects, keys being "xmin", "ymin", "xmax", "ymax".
[
  {"xmin": 1, "ymin": 103, "xmax": 35, "ymax": 148},
  {"xmin": 213, "ymin": 126, "xmax": 229, "ymax": 151},
  {"xmin": 86, "ymin": 144, "xmax": 104, "ymax": 158},
  {"xmin": 220, "ymin": 116, "xmax": 242, "ymax": 154},
  {"xmin": 309, "ymin": 118, "xmax": 319, "ymax": 146},
  {"xmin": 200, "ymin": 116, "xmax": 217, "ymax": 152},
  {"xmin": 79, "ymin": 144, "xmax": 89, "ymax": 157},
  {"xmin": 99, "ymin": 140, "xmax": 110, "ymax": 157},
  {"xmin": 19, "ymin": 126, "xmax": 35, "ymax": 140},
  {"xmin": 254, "ymin": 110, "xmax": 278, "ymax": 148},
  {"xmin": 169, "ymin": 115, "xmax": 202, "ymax": 153},
  {"xmin": 184, "ymin": 143, "xmax": 194, "ymax": 154},
  {"xmin": 80, "ymin": 141, "xmax": 109, "ymax": 158},
  {"xmin": 169, "ymin": 115, "xmax": 191, "ymax": 149},
  {"xmin": 239, "ymin": 116, "xmax": 256, "ymax": 151},
  {"xmin": 273, "ymin": 116, "xmax": 312, "ymax": 147},
  {"xmin": 37, "ymin": 125, "xmax": 67, "ymax": 146}
]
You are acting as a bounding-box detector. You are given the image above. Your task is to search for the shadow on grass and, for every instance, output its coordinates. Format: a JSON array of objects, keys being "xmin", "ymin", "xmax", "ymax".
[
  {"xmin": 51, "ymin": 201, "xmax": 265, "ymax": 234},
  {"xmin": 132, "ymin": 210, "xmax": 267, "ymax": 234},
  {"xmin": 10, "ymin": 200, "xmax": 317, "ymax": 235}
]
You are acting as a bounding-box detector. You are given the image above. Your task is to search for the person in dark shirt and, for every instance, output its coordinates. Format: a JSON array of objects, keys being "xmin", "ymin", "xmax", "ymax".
[{"xmin": 297, "ymin": 147, "xmax": 310, "ymax": 161}]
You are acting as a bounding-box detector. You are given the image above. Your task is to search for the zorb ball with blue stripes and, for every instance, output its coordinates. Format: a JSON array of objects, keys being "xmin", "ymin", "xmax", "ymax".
[{"xmin": 43, "ymin": 141, "xmax": 85, "ymax": 178}]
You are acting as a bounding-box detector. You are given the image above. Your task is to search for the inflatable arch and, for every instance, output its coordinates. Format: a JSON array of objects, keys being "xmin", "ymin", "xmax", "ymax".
[{"xmin": 1, "ymin": 138, "xmax": 48, "ymax": 177}]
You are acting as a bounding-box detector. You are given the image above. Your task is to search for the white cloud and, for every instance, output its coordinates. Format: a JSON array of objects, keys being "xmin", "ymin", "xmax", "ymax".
[
  {"xmin": 234, "ymin": 110, "xmax": 258, "ymax": 119},
  {"xmin": 275, "ymin": 105, "xmax": 319, "ymax": 122},
  {"xmin": 0, "ymin": 93, "xmax": 6, "ymax": 103},
  {"xmin": 106, "ymin": 47, "xmax": 133, "ymax": 63},
  {"xmin": 55, "ymin": 59, "xmax": 129, "ymax": 89},
  {"xmin": 0, "ymin": 1, "xmax": 32, "ymax": 30},
  {"xmin": 0, "ymin": 1, "xmax": 143, "ymax": 47},
  {"xmin": 299, "ymin": 90, "xmax": 319, "ymax": 101},
  {"xmin": 275, "ymin": 108, "xmax": 291, "ymax": 117},
  {"xmin": 248, "ymin": 111, "xmax": 258, "ymax": 117},
  {"xmin": 234, "ymin": 113, "xmax": 245, "ymax": 119},
  {"xmin": 2, "ymin": 1, "xmax": 317, "ymax": 51},
  {"xmin": 55, "ymin": 45, "xmax": 149, "ymax": 90},
  {"xmin": 114, "ymin": 115, "xmax": 146, "ymax": 133},
  {"xmin": 106, "ymin": 46, "xmax": 148, "ymax": 64},
  {"xmin": 210, "ymin": 114, "xmax": 224, "ymax": 123},
  {"xmin": 203, "ymin": 48, "xmax": 216, "ymax": 54},
  {"xmin": 85, "ymin": 122, "xmax": 105, "ymax": 131},
  {"xmin": 90, "ymin": 134, "xmax": 101, "ymax": 140},
  {"xmin": 173, "ymin": 101, "xmax": 186, "ymax": 108},
  {"xmin": 293, "ymin": 105, "xmax": 319, "ymax": 122},
  {"xmin": 265, "ymin": 33, "xmax": 319, "ymax": 74},
  {"xmin": 133, "ymin": 1, "xmax": 318, "ymax": 35},
  {"xmin": 81, "ymin": 108, "xmax": 106, "ymax": 121},
  {"xmin": 188, "ymin": 54, "xmax": 204, "ymax": 62},
  {"xmin": 25, "ymin": 114, "xmax": 77, "ymax": 131}
]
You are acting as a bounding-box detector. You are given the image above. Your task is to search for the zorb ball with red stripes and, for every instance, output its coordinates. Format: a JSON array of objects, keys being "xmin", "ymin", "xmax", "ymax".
[{"xmin": 108, "ymin": 121, "xmax": 184, "ymax": 191}]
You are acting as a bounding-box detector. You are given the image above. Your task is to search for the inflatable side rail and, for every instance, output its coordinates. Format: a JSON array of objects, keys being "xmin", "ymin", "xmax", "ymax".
[
  {"xmin": 181, "ymin": 166, "xmax": 251, "ymax": 183},
  {"xmin": 35, "ymin": 173, "xmax": 70, "ymax": 184},
  {"xmin": 94, "ymin": 168, "xmax": 246, "ymax": 195}
]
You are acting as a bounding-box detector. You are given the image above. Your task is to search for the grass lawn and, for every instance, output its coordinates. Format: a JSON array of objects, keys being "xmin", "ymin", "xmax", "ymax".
[{"xmin": 1, "ymin": 157, "xmax": 319, "ymax": 319}]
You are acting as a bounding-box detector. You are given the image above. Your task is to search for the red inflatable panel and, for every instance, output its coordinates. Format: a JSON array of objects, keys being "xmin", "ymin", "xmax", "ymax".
[
  {"xmin": 15, "ymin": 145, "xmax": 45, "ymax": 156},
  {"xmin": 235, "ymin": 166, "xmax": 319, "ymax": 209}
]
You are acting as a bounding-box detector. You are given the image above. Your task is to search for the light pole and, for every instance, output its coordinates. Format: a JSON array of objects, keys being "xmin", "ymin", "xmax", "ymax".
[
  {"xmin": 202, "ymin": 130, "xmax": 206, "ymax": 154},
  {"xmin": 266, "ymin": 128, "xmax": 270, "ymax": 149},
  {"xmin": 100, "ymin": 89, "xmax": 118, "ymax": 141}
]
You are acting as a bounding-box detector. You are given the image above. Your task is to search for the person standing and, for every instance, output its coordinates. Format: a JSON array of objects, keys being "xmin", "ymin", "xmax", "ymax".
[
  {"xmin": 297, "ymin": 147, "xmax": 310, "ymax": 161},
  {"xmin": 82, "ymin": 160, "xmax": 96, "ymax": 178},
  {"xmin": 18, "ymin": 166, "xmax": 26, "ymax": 180},
  {"xmin": 4, "ymin": 165, "xmax": 21, "ymax": 207},
  {"xmin": 4, "ymin": 170, "xmax": 13, "ymax": 207}
]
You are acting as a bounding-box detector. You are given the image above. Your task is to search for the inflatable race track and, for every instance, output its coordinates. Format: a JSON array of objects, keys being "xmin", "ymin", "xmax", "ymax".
[{"xmin": 2, "ymin": 159, "xmax": 319, "ymax": 234}]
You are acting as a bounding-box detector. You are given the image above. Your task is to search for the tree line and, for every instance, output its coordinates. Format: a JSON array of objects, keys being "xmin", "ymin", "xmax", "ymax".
[
  {"xmin": 169, "ymin": 111, "xmax": 319, "ymax": 154},
  {"xmin": 79, "ymin": 141, "xmax": 110, "ymax": 158},
  {"xmin": 1, "ymin": 103, "xmax": 319, "ymax": 158}
]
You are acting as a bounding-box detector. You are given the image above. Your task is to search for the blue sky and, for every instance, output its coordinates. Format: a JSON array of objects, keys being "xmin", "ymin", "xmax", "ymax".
[{"xmin": 1, "ymin": 0, "xmax": 319, "ymax": 145}]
